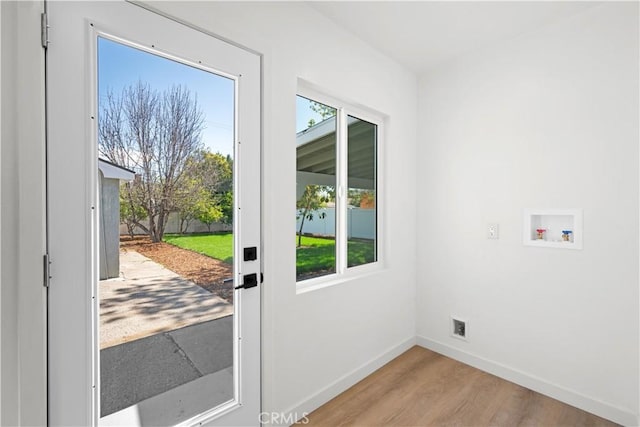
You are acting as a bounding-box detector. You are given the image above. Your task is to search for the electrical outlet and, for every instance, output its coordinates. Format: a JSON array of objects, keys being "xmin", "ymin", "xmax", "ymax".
[
  {"xmin": 451, "ymin": 317, "xmax": 468, "ymax": 341},
  {"xmin": 487, "ymin": 223, "xmax": 499, "ymax": 239}
]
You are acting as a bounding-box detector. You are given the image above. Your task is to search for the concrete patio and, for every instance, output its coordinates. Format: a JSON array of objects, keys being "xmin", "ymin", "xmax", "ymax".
[
  {"xmin": 100, "ymin": 316, "xmax": 233, "ymax": 419},
  {"xmin": 99, "ymin": 250, "xmax": 233, "ymax": 348},
  {"xmin": 99, "ymin": 250, "xmax": 235, "ymax": 419}
]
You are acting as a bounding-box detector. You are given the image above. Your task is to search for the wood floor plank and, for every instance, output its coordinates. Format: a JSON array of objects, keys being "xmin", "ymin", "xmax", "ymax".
[{"xmin": 302, "ymin": 346, "xmax": 619, "ymax": 427}]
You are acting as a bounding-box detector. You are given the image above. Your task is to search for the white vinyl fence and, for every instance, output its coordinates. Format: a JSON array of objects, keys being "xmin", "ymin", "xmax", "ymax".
[
  {"xmin": 295, "ymin": 207, "xmax": 376, "ymax": 240},
  {"xmin": 119, "ymin": 212, "xmax": 232, "ymax": 236}
]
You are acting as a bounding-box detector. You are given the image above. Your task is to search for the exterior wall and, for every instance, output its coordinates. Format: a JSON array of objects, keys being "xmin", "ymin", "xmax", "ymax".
[
  {"xmin": 99, "ymin": 174, "xmax": 121, "ymax": 280},
  {"xmin": 416, "ymin": 3, "xmax": 639, "ymax": 424}
]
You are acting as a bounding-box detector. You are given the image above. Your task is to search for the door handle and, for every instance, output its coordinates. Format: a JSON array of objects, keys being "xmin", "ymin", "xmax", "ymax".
[{"xmin": 235, "ymin": 273, "xmax": 258, "ymax": 290}]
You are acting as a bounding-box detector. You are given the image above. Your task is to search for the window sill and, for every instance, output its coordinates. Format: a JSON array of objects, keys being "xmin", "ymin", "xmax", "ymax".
[{"xmin": 295, "ymin": 262, "xmax": 386, "ymax": 295}]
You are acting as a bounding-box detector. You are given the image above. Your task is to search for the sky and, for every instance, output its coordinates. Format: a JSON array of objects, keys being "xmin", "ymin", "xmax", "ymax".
[
  {"xmin": 296, "ymin": 95, "xmax": 332, "ymax": 133},
  {"xmin": 98, "ymin": 37, "xmax": 235, "ymax": 156},
  {"xmin": 98, "ymin": 37, "xmax": 329, "ymax": 153},
  {"xmin": 296, "ymin": 96, "xmax": 322, "ymax": 133}
]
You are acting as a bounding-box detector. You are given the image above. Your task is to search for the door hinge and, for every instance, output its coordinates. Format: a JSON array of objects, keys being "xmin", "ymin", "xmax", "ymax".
[
  {"xmin": 43, "ymin": 254, "xmax": 51, "ymax": 288},
  {"xmin": 41, "ymin": 13, "xmax": 49, "ymax": 49}
]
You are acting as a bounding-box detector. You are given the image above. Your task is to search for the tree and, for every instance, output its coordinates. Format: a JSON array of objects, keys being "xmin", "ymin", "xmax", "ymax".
[
  {"xmin": 310, "ymin": 102, "xmax": 336, "ymax": 121},
  {"xmin": 213, "ymin": 154, "xmax": 234, "ymax": 225},
  {"xmin": 119, "ymin": 181, "xmax": 147, "ymax": 239},
  {"xmin": 176, "ymin": 150, "xmax": 233, "ymax": 230},
  {"xmin": 216, "ymin": 190, "xmax": 234, "ymax": 225},
  {"xmin": 174, "ymin": 176, "xmax": 204, "ymax": 234},
  {"xmin": 99, "ymin": 81, "xmax": 205, "ymax": 242},
  {"xmin": 190, "ymin": 151, "xmax": 232, "ymax": 197},
  {"xmin": 194, "ymin": 194, "xmax": 223, "ymax": 232},
  {"xmin": 296, "ymin": 185, "xmax": 330, "ymax": 247},
  {"xmin": 348, "ymin": 189, "xmax": 375, "ymax": 208}
]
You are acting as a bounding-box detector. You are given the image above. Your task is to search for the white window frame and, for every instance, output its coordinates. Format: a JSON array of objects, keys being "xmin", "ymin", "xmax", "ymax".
[{"xmin": 296, "ymin": 81, "xmax": 385, "ymax": 293}]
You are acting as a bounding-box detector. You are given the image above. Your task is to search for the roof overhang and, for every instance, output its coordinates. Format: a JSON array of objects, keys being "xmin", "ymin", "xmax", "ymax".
[
  {"xmin": 98, "ymin": 158, "xmax": 135, "ymax": 181},
  {"xmin": 296, "ymin": 117, "xmax": 376, "ymax": 190}
]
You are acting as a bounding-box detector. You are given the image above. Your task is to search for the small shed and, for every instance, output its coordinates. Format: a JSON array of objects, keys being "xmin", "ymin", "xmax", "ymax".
[{"xmin": 99, "ymin": 158, "xmax": 135, "ymax": 280}]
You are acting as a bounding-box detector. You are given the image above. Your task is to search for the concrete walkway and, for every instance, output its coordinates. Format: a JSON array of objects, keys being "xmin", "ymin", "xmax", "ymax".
[
  {"xmin": 100, "ymin": 316, "xmax": 233, "ymax": 419},
  {"xmin": 100, "ymin": 250, "xmax": 233, "ymax": 348}
]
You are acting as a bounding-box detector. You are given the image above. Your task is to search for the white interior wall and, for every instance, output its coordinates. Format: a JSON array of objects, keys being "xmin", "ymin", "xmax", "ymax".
[
  {"xmin": 0, "ymin": 2, "xmax": 47, "ymax": 425},
  {"xmin": 141, "ymin": 1, "xmax": 419, "ymax": 421},
  {"xmin": 416, "ymin": 3, "xmax": 639, "ymax": 425}
]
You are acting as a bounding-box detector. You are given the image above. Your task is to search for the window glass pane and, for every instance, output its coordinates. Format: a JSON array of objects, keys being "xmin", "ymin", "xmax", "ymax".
[
  {"xmin": 347, "ymin": 115, "xmax": 377, "ymax": 268},
  {"xmin": 296, "ymin": 96, "xmax": 337, "ymax": 281},
  {"xmin": 98, "ymin": 37, "xmax": 236, "ymax": 421}
]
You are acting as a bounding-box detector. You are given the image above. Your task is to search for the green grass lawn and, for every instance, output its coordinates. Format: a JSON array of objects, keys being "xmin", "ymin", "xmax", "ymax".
[
  {"xmin": 295, "ymin": 235, "xmax": 336, "ymax": 276},
  {"xmin": 163, "ymin": 233, "xmax": 375, "ymax": 278},
  {"xmin": 295, "ymin": 235, "xmax": 375, "ymax": 277},
  {"xmin": 164, "ymin": 232, "xmax": 234, "ymax": 264}
]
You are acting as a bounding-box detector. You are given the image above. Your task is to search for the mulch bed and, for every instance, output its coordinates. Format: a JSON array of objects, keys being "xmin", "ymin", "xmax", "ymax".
[{"xmin": 120, "ymin": 235, "xmax": 234, "ymax": 304}]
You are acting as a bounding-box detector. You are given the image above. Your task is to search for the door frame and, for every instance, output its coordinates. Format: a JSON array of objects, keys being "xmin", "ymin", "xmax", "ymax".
[{"xmin": 0, "ymin": 1, "xmax": 48, "ymax": 425}]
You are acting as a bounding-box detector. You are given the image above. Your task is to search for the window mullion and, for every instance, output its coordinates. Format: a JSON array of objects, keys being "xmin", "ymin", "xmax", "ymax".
[{"xmin": 336, "ymin": 108, "xmax": 348, "ymax": 275}]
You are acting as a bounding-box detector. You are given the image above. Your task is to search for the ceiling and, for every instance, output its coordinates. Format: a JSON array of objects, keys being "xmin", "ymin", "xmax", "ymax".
[{"xmin": 308, "ymin": 1, "xmax": 601, "ymax": 74}]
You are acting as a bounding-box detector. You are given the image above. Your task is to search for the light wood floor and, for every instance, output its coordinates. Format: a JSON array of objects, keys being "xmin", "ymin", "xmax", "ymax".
[{"xmin": 303, "ymin": 346, "xmax": 618, "ymax": 427}]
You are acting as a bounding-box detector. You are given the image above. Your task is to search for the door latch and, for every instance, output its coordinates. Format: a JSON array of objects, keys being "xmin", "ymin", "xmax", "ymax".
[{"xmin": 235, "ymin": 273, "xmax": 258, "ymax": 290}]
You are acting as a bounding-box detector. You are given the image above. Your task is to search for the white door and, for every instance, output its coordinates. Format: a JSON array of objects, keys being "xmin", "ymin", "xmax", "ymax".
[{"xmin": 47, "ymin": 2, "xmax": 261, "ymax": 426}]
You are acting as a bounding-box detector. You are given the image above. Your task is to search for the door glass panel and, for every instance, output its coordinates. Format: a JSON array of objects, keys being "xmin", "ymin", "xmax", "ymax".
[
  {"xmin": 295, "ymin": 95, "xmax": 337, "ymax": 281},
  {"xmin": 346, "ymin": 116, "xmax": 377, "ymax": 268},
  {"xmin": 97, "ymin": 37, "xmax": 236, "ymax": 423}
]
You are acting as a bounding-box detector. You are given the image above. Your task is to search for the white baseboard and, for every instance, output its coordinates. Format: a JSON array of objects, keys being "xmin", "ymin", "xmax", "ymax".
[
  {"xmin": 416, "ymin": 335, "xmax": 638, "ymax": 427},
  {"xmin": 280, "ymin": 336, "xmax": 416, "ymax": 426}
]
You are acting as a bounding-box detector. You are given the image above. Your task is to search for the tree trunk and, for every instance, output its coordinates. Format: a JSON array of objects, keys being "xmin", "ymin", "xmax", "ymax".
[
  {"xmin": 297, "ymin": 211, "xmax": 307, "ymax": 247},
  {"xmin": 123, "ymin": 188, "xmax": 143, "ymax": 240},
  {"xmin": 179, "ymin": 217, "xmax": 192, "ymax": 234},
  {"xmin": 132, "ymin": 220, "xmax": 150, "ymax": 236},
  {"xmin": 148, "ymin": 212, "xmax": 159, "ymax": 243},
  {"xmin": 126, "ymin": 223, "xmax": 135, "ymax": 240},
  {"xmin": 154, "ymin": 210, "xmax": 165, "ymax": 243}
]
